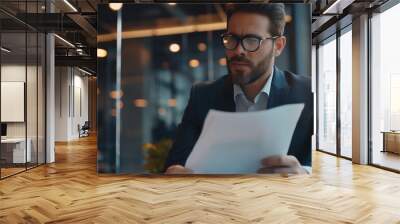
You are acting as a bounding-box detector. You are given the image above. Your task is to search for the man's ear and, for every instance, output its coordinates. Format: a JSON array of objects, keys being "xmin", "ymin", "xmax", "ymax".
[{"xmin": 274, "ymin": 36, "xmax": 286, "ymax": 57}]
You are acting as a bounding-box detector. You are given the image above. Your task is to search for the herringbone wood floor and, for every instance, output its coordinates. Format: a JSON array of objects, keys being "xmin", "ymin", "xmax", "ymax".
[{"xmin": 1, "ymin": 135, "xmax": 400, "ymax": 224}]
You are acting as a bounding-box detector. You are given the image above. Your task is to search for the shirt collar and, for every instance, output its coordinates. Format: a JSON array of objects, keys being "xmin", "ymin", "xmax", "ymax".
[{"xmin": 233, "ymin": 66, "xmax": 274, "ymax": 103}]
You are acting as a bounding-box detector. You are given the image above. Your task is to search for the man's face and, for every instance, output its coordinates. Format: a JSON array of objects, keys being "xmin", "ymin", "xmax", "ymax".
[{"xmin": 226, "ymin": 12, "xmax": 284, "ymax": 86}]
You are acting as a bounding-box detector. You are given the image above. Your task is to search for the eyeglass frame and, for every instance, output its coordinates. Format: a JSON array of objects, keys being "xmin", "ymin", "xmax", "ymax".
[{"xmin": 220, "ymin": 33, "xmax": 281, "ymax": 52}]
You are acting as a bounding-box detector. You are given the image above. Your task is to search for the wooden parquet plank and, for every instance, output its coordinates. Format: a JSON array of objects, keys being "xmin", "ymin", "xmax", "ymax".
[{"xmin": 1, "ymin": 135, "xmax": 400, "ymax": 223}]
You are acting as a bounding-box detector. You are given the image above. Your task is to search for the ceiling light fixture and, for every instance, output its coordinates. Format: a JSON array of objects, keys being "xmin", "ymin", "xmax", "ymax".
[
  {"xmin": 1, "ymin": 47, "xmax": 11, "ymax": 53},
  {"xmin": 197, "ymin": 42, "xmax": 207, "ymax": 52},
  {"xmin": 97, "ymin": 48, "xmax": 108, "ymax": 58},
  {"xmin": 189, "ymin": 59, "xmax": 200, "ymax": 68},
  {"xmin": 169, "ymin": 43, "xmax": 180, "ymax": 53},
  {"xmin": 219, "ymin": 58, "xmax": 226, "ymax": 66},
  {"xmin": 98, "ymin": 22, "xmax": 226, "ymax": 42},
  {"xmin": 109, "ymin": 3, "xmax": 123, "ymax": 11},
  {"xmin": 54, "ymin": 34, "xmax": 75, "ymax": 48},
  {"xmin": 322, "ymin": 0, "xmax": 350, "ymax": 15},
  {"xmin": 63, "ymin": 0, "xmax": 78, "ymax": 12},
  {"xmin": 134, "ymin": 99, "xmax": 148, "ymax": 108},
  {"xmin": 78, "ymin": 67, "xmax": 93, "ymax": 76}
]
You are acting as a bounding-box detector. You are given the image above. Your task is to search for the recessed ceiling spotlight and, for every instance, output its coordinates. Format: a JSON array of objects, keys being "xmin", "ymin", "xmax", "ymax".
[{"xmin": 109, "ymin": 3, "xmax": 123, "ymax": 11}]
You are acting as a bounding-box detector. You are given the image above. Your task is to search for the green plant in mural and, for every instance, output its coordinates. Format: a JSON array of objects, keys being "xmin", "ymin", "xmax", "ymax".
[{"xmin": 142, "ymin": 138, "xmax": 173, "ymax": 173}]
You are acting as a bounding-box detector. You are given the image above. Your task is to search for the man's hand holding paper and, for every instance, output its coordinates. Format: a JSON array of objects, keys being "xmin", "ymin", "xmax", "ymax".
[{"xmin": 182, "ymin": 104, "xmax": 305, "ymax": 174}]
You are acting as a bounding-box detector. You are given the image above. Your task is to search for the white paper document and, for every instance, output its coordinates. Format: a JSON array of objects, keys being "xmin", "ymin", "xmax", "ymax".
[{"xmin": 185, "ymin": 103, "xmax": 305, "ymax": 174}]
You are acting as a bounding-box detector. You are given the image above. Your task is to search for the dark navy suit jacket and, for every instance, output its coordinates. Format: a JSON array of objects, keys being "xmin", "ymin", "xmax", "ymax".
[{"xmin": 164, "ymin": 67, "xmax": 313, "ymax": 170}]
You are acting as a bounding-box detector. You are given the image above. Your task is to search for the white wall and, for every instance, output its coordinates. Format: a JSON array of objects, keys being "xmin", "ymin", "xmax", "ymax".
[
  {"xmin": 55, "ymin": 67, "xmax": 69, "ymax": 141},
  {"xmin": 55, "ymin": 67, "xmax": 89, "ymax": 141},
  {"xmin": 73, "ymin": 73, "xmax": 89, "ymax": 137}
]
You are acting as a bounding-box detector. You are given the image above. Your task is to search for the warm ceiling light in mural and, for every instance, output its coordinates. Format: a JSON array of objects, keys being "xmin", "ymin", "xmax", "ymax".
[
  {"xmin": 219, "ymin": 58, "xmax": 227, "ymax": 66},
  {"xmin": 109, "ymin": 3, "xmax": 123, "ymax": 11},
  {"xmin": 197, "ymin": 42, "xmax": 207, "ymax": 52},
  {"xmin": 189, "ymin": 59, "xmax": 200, "ymax": 68},
  {"xmin": 168, "ymin": 3, "xmax": 177, "ymax": 5},
  {"xmin": 54, "ymin": 34, "xmax": 75, "ymax": 48},
  {"xmin": 117, "ymin": 101, "xmax": 124, "ymax": 109},
  {"xmin": 110, "ymin": 90, "xmax": 124, "ymax": 99},
  {"xmin": 63, "ymin": 0, "xmax": 78, "ymax": 12},
  {"xmin": 97, "ymin": 48, "xmax": 108, "ymax": 58},
  {"xmin": 169, "ymin": 43, "xmax": 180, "ymax": 53},
  {"xmin": 284, "ymin": 15, "xmax": 292, "ymax": 23},
  {"xmin": 1, "ymin": 47, "xmax": 11, "ymax": 53},
  {"xmin": 134, "ymin": 99, "xmax": 148, "ymax": 108},
  {"xmin": 168, "ymin": 99, "xmax": 177, "ymax": 107},
  {"xmin": 98, "ymin": 22, "xmax": 227, "ymax": 42}
]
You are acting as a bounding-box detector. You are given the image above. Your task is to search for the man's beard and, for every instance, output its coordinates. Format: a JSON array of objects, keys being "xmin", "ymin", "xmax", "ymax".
[{"xmin": 227, "ymin": 51, "xmax": 274, "ymax": 86}]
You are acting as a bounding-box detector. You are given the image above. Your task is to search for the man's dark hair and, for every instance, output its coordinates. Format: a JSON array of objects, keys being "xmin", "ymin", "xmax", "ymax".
[{"xmin": 225, "ymin": 3, "xmax": 286, "ymax": 36}]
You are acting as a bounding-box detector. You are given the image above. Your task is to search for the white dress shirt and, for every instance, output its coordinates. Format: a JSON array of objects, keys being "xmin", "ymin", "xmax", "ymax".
[
  {"xmin": 232, "ymin": 68, "xmax": 312, "ymax": 174},
  {"xmin": 233, "ymin": 68, "xmax": 273, "ymax": 112}
]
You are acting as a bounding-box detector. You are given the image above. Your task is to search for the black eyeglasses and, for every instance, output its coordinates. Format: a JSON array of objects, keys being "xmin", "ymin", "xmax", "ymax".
[{"xmin": 221, "ymin": 33, "xmax": 280, "ymax": 52}]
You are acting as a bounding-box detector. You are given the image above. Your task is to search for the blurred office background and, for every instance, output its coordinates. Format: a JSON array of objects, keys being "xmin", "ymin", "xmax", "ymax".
[{"xmin": 97, "ymin": 4, "xmax": 311, "ymax": 173}]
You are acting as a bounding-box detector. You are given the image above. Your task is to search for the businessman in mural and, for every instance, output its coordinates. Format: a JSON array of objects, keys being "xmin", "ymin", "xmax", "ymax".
[{"xmin": 164, "ymin": 4, "xmax": 313, "ymax": 174}]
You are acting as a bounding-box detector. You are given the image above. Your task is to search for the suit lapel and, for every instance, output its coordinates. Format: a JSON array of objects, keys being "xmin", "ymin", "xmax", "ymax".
[{"xmin": 267, "ymin": 66, "xmax": 290, "ymax": 109}]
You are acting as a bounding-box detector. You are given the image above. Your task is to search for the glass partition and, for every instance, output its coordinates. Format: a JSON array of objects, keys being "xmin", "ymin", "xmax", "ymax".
[
  {"xmin": 317, "ymin": 35, "xmax": 337, "ymax": 155},
  {"xmin": 371, "ymin": 3, "xmax": 400, "ymax": 171},
  {"xmin": 27, "ymin": 31, "xmax": 38, "ymax": 169},
  {"xmin": 1, "ymin": 31, "xmax": 28, "ymax": 177},
  {"xmin": 0, "ymin": 1, "xmax": 46, "ymax": 179}
]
